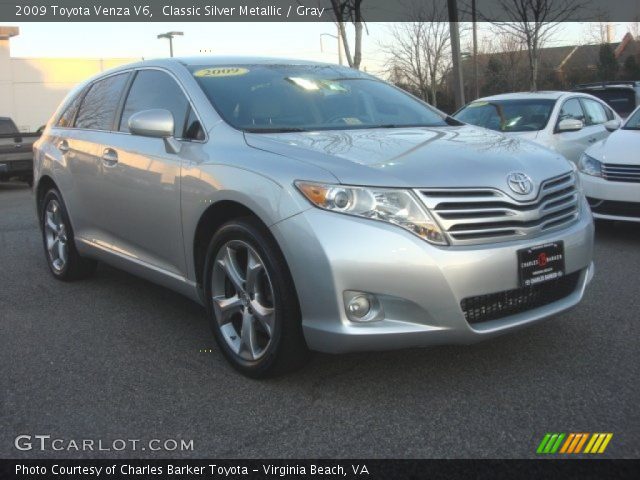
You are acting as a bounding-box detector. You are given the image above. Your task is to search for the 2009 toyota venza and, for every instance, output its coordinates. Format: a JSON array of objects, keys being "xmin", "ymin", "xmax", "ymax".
[{"xmin": 34, "ymin": 58, "xmax": 594, "ymax": 377}]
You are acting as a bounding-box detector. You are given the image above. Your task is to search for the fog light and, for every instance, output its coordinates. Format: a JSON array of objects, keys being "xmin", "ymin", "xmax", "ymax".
[
  {"xmin": 344, "ymin": 291, "xmax": 383, "ymax": 322},
  {"xmin": 347, "ymin": 295, "xmax": 371, "ymax": 318}
]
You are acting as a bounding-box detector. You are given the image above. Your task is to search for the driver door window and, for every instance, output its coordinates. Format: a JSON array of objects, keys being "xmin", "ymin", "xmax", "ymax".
[
  {"xmin": 558, "ymin": 98, "xmax": 585, "ymax": 124},
  {"xmin": 119, "ymin": 70, "xmax": 191, "ymax": 138}
]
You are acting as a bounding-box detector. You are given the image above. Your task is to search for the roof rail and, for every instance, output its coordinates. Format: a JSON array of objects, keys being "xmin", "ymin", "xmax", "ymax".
[{"xmin": 573, "ymin": 80, "xmax": 638, "ymax": 89}]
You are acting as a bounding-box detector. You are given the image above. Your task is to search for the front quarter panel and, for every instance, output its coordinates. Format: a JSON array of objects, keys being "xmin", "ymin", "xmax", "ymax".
[{"xmin": 180, "ymin": 124, "xmax": 338, "ymax": 283}]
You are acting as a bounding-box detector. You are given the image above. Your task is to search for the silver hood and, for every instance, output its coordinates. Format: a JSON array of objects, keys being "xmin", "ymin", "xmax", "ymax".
[
  {"xmin": 586, "ymin": 129, "xmax": 640, "ymax": 166},
  {"xmin": 245, "ymin": 125, "xmax": 572, "ymax": 199}
]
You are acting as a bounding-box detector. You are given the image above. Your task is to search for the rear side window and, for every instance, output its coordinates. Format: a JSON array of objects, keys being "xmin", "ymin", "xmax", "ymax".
[
  {"xmin": 581, "ymin": 99, "xmax": 608, "ymax": 125},
  {"xmin": 558, "ymin": 98, "xmax": 585, "ymax": 123},
  {"xmin": 56, "ymin": 89, "xmax": 85, "ymax": 128},
  {"xmin": 119, "ymin": 70, "xmax": 189, "ymax": 138},
  {"xmin": 75, "ymin": 73, "xmax": 129, "ymax": 130}
]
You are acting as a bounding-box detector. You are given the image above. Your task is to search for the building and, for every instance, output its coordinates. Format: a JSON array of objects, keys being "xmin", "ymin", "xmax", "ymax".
[{"xmin": 0, "ymin": 26, "xmax": 140, "ymax": 132}]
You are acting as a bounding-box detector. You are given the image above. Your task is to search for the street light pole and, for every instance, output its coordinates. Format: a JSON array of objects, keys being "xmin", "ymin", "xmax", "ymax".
[
  {"xmin": 157, "ymin": 31, "xmax": 183, "ymax": 57},
  {"xmin": 320, "ymin": 32, "xmax": 343, "ymax": 65}
]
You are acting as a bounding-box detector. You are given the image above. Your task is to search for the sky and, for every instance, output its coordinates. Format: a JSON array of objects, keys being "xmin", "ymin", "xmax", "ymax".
[{"xmin": 4, "ymin": 22, "xmax": 637, "ymax": 76}]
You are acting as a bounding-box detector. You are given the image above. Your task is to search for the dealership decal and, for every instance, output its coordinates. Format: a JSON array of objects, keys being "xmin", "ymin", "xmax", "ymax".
[
  {"xmin": 194, "ymin": 67, "xmax": 249, "ymax": 78},
  {"xmin": 536, "ymin": 433, "xmax": 613, "ymax": 454}
]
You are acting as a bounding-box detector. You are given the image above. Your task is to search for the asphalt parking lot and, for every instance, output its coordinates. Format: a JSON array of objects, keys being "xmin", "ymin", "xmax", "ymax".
[{"xmin": 1, "ymin": 182, "xmax": 638, "ymax": 459}]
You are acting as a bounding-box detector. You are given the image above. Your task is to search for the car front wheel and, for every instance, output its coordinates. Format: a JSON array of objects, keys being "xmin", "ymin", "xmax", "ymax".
[{"xmin": 203, "ymin": 217, "xmax": 308, "ymax": 377}]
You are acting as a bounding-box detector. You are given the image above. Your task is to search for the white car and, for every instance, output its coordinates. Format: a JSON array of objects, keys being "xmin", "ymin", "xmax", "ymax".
[
  {"xmin": 453, "ymin": 91, "xmax": 622, "ymax": 163},
  {"xmin": 579, "ymin": 105, "xmax": 640, "ymax": 223}
]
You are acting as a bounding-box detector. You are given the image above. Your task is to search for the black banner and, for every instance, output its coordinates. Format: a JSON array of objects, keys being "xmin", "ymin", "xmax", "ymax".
[
  {"xmin": 1, "ymin": 0, "xmax": 639, "ymax": 22},
  {"xmin": 1, "ymin": 459, "xmax": 639, "ymax": 480}
]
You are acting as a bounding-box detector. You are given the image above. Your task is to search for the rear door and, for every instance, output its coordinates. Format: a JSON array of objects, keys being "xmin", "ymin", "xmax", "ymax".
[
  {"xmin": 60, "ymin": 72, "xmax": 130, "ymax": 240},
  {"xmin": 552, "ymin": 97, "xmax": 592, "ymax": 162},
  {"xmin": 95, "ymin": 68, "xmax": 205, "ymax": 277}
]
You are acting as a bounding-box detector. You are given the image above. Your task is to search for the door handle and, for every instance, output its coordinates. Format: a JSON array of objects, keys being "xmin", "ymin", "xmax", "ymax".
[
  {"xmin": 102, "ymin": 148, "xmax": 118, "ymax": 166},
  {"xmin": 14, "ymin": 143, "xmax": 23, "ymax": 148},
  {"xmin": 58, "ymin": 140, "xmax": 69, "ymax": 153},
  {"xmin": 588, "ymin": 137, "xmax": 597, "ymax": 143}
]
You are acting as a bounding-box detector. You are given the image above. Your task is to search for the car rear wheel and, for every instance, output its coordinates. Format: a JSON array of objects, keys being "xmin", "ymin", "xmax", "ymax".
[
  {"xmin": 203, "ymin": 217, "xmax": 308, "ymax": 377},
  {"xmin": 40, "ymin": 188, "xmax": 97, "ymax": 280}
]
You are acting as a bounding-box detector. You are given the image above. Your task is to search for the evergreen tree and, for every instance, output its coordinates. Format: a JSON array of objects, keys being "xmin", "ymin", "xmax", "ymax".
[
  {"xmin": 622, "ymin": 55, "xmax": 640, "ymax": 80},
  {"xmin": 598, "ymin": 44, "xmax": 619, "ymax": 80}
]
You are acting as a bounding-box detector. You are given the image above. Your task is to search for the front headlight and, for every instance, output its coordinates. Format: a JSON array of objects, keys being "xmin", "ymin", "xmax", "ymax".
[
  {"xmin": 295, "ymin": 181, "xmax": 447, "ymax": 245},
  {"xmin": 578, "ymin": 153, "xmax": 603, "ymax": 177}
]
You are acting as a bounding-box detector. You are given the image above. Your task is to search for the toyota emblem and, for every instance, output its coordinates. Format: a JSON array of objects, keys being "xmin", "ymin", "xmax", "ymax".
[{"xmin": 507, "ymin": 172, "xmax": 534, "ymax": 195}]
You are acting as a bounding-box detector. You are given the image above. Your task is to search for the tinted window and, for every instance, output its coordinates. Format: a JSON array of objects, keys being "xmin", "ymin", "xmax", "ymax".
[
  {"xmin": 56, "ymin": 89, "xmax": 85, "ymax": 128},
  {"xmin": 558, "ymin": 98, "xmax": 585, "ymax": 123},
  {"xmin": 0, "ymin": 119, "xmax": 18, "ymax": 135},
  {"xmin": 75, "ymin": 73, "xmax": 128, "ymax": 130},
  {"xmin": 581, "ymin": 99, "xmax": 608, "ymax": 125},
  {"xmin": 454, "ymin": 99, "xmax": 555, "ymax": 132},
  {"xmin": 189, "ymin": 64, "xmax": 447, "ymax": 132},
  {"xmin": 120, "ymin": 70, "xmax": 189, "ymax": 137}
]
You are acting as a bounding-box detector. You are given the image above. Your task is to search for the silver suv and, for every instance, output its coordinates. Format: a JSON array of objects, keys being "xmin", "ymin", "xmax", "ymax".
[{"xmin": 34, "ymin": 58, "xmax": 594, "ymax": 377}]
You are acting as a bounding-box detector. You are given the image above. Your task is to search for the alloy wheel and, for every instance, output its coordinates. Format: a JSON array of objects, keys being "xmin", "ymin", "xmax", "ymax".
[
  {"xmin": 211, "ymin": 240, "xmax": 276, "ymax": 361},
  {"xmin": 44, "ymin": 199, "xmax": 68, "ymax": 272}
]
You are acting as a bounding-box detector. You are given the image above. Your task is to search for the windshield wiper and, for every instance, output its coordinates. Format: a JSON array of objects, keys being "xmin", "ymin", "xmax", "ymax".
[{"xmin": 244, "ymin": 127, "xmax": 308, "ymax": 133}]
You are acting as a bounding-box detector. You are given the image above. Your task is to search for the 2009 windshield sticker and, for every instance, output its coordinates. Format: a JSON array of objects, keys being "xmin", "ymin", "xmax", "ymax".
[{"xmin": 194, "ymin": 67, "xmax": 249, "ymax": 78}]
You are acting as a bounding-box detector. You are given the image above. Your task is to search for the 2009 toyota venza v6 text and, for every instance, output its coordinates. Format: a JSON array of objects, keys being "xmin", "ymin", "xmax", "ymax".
[{"xmin": 33, "ymin": 58, "xmax": 594, "ymax": 377}]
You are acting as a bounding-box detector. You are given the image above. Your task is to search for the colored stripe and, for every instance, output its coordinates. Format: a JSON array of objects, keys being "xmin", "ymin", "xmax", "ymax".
[
  {"xmin": 544, "ymin": 434, "xmax": 559, "ymax": 453},
  {"xmin": 590, "ymin": 433, "xmax": 606, "ymax": 453},
  {"xmin": 584, "ymin": 433, "xmax": 599, "ymax": 453},
  {"xmin": 560, "ymin": 434, "xmax": 575, "ymax": 453},
  {"xmin": 574, "ymin": 433, "xmax": 589, "ymax": 453},
  {"xmin": 567, "ymin": 434, "xmax": 582, "ymax": 453},
  {"xmin": 598, "ymin": 434, "xmax": 613, "ymax": 453},
  {"xmin": 537, "ymin": 434, "xmax": 552, "ymax": 454},
  {"xmin": 550, "ymin": 433, "xmax": 565, "ymax": 453}
]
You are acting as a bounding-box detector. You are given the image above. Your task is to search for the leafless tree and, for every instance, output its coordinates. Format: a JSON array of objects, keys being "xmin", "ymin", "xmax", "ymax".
[
  {"xmin": 489, "ymin": 0, "xmax": 584, "ymax": 91},
  {"xmin": 380, "ymin": 1, "xmax": 451, "ymax": 107},
  {"xmin": 329, "ymin": 0, "xmax": 365, "ymax": 70}
]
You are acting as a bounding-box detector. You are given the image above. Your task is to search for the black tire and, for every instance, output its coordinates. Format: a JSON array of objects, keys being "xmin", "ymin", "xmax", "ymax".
[
  {"xmin": 40, "ymin": 188, "xmax": 97, "ymax": 281},
  {"xmin": 203, "ymin": 217, "xmax": 308, "ymax": 378}
]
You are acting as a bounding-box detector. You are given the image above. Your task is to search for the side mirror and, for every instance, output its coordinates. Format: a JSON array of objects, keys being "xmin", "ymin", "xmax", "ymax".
[
  {"xmin": 128, "ymin": 109, "xmax": 181, "ymax": 154},
  {"xmin": 557, "ymin": 118, "xmax": 584, "ymax": 132},
  {"xmin": 604, "ymin": 119, "xmax": 621, "ymax": 132}
]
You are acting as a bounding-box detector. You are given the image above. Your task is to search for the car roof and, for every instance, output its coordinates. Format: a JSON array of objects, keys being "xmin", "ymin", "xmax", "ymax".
[{"xmin": 102, "ymin": 56, "xmax": 369, "ymax": 79}]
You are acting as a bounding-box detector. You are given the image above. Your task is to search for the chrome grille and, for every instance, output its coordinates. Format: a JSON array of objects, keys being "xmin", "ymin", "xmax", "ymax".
[
  {"xmin": 417, "ymin": 173, "xmax": 580, "ymax": 245},
  {"xmin": 602, "ymin": 163, "xmax": 640, "ymax": 183}
]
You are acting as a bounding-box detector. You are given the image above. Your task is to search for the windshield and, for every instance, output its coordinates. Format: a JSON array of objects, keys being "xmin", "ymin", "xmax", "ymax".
[
  {"xmin": 189, "ymin": 64, "xmax": 448, "ymax": 132},
  {"xmin": 454, "ymin": 99, "xmax": 556, "ymax": 132},
  {"xmin": 623, "ymin": 107, "xmax": 640, "ymax": 129}
]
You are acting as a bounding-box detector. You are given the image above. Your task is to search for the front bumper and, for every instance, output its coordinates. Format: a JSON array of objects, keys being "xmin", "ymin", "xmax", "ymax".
[
  {"xmin": 271, "ymin": 200, "xmax": 594, "ymax": 354},
  {"xmin": 580, "ymin": 172, "xmax": 640, "ymax": 222}
]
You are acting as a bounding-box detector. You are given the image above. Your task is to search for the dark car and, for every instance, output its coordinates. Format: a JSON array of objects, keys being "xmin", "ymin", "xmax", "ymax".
[
  {"xmin": 0, "ymin": 117, "xmax": 39, "ymax": 185},
  {"xmin": 573, "ymin": 81, "xmax": 640, "ymax": 118}
]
